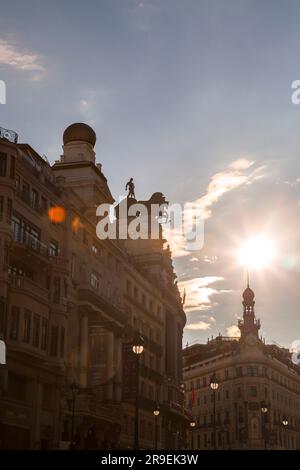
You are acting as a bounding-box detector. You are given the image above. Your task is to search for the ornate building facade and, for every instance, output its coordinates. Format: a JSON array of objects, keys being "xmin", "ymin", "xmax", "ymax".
[
  {"xmin": 183, "ymin": 285, "xmax": 300, "ymax": 450},
  {"xmin": 0, "ymin": 123, "xmax": 186, "ymax": 449}
]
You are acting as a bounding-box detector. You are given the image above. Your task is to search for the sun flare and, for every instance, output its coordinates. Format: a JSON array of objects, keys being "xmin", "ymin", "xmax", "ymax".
[{"xmin": 239, "ymin": 235, "xmax": 275, "ymax": 270}]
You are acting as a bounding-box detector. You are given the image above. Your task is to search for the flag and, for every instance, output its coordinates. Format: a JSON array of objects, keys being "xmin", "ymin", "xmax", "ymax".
[{"xmin": 189, "ymin": 386, "xmax": 195, "ymax": 410}]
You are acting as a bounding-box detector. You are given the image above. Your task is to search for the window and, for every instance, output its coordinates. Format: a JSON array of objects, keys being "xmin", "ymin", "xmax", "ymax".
[
  {"xmin": 10, "ymin": 155, "xmax": 16, "ymax": 179},
  {"xmin": 60, "ymin": 327, "xmax": 65, "ymax": 358},
  {"xmin": 6, "ymin": 198, "xmax": 12, "ymax": 224},
  {"xmin": 31, "ymin": 188, "xmax": 39, "ymax": 210},
  {"xmin": 91, "ymin": 272, "xmax": 100, "ymax": 289},
  {"xmin": 0, "ymin": 298, "xmax": 5, "ymax": 335},
  {"xmin": 63, "ymin": 279, "xmax": 68, "ymax": 298},
  {"xmin": 12, "ymin": 214, "xmax": 21, "ymax": 241},
  {"xmin": 0, "ymin": 196, "xmax": 3, "ymax": 220},
  {"xmin": 236, "ymin": 366, "xmax": 243, "ymax": 377},
  {"xmin": 249, "ymin": 386, "xmax": 257, "ymax": 397},
  {"xmin": 92, "ymin": 243, "xmax": 98, "ymax": 255},
  {"xmin": 71, "ymin": 253, "xmax": 76, "ymax": 279},
  {"xmin": 32, "ymin": 314, "xmax": 40, "ymax": 347},
  {"xmin": 83, "ymin": 229, "xmax": 88, "ymax": 245},
  {"xmin": 41, "ymin": 197, "xmax": 48, "ymax": 213},
  {"xmin": 53, "ymin": 277, "xmax": 60, "ymax": 303},
  {"xmin": 10, "ymin": 306, "xmax": 20, "ymax": 340},
  {"xmin": 41, "ymin": 318, "xmax": 48, "ymax": 351},
  {"xmin": 42, "ymin": 384, "xmax": 54, "ymax": 411},
  {"xmin": 50, "ymin": 326, "xmax": 58, "ymax": 356},
  {"xmin": 49, "ymin": 240, "xmax": 59, "ymax": 257},
  {"xmin": 247, "ymin": 366, "xmax": 258, "ymax": 376},
  {"xmin": 126, "ymin": 280, "xmax": 132, "ymax": 294},
  {"xmin": 23, "ymin": 309, "xmax": 31, "ymax": 343},
  {"xmin": 22, "ymin": 181, "xmax": 30, "ymax": 203},
  {"xmin": 0, "ymin": 152, "xmax": 7, "ymax": 176},
  {"xmin": 6, "ymin": 373, "xmax": 27, "ymax": 402}
]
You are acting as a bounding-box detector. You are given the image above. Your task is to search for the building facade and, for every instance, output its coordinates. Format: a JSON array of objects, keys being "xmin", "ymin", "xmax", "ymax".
[
  {"xmin": 183, "ymin": 286, "xmax": 300, "ymax": 450},
  {"xmin": 0, "ymin": 123, "xmax": 187, "ymax": 449}
]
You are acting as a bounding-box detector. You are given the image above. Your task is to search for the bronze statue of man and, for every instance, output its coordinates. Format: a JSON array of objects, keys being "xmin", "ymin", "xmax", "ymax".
[{"xmin": 125, "ymin": 178, "xmax": 135, "ymax": 199}]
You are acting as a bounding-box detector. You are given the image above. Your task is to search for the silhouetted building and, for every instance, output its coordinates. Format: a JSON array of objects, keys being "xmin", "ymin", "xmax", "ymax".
[
  {"xmin": 183, "ymin": 285, "xmax": 300, "ymax": 450},
  {"xmin": 0, "ymin": 123, "xmax": 186, "ymax": 449}
]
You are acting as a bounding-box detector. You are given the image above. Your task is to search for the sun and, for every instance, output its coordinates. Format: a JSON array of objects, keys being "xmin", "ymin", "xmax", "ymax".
[{"xmin": 239, "ymin": 235, "xmax": 275, "ymax": 270}]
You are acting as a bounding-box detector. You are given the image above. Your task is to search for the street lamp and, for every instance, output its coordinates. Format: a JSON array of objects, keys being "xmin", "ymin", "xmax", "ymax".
[
  {"xmin": 282, "ymin": 417, "xmax": 289, "ymax": 427},
  {"xmin": 69, "ymin": 380, "xmax": 80, "ymax": 449},
  {"xmin": 153, "ymin": 405, "xmax": 160, "ymax": 449},
  {"xmin": 132, "ymin": 333, "xmax": 144, "ymax": 450},
  {"xmin": 190, "ymin": 419, "xmax": 196, "ymax": 450},
  {"xmin": 210, "ymin": 373, "xmax": 219, "ymax": 450},
  {"xmin": 261, "ymin": 401, "xmax": 268, "ymax": 449}
]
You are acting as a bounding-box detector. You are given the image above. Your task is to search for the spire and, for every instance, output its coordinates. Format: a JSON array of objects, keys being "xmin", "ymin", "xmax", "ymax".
[{"xmin": 238, "ymin": 278, "xmax": 260, "ymax": 339}]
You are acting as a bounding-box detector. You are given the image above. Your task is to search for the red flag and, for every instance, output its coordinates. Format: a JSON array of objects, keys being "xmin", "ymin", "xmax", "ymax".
[{"xmin": 189, "ymin": 387, "xmax": 195, "ymax": 409}]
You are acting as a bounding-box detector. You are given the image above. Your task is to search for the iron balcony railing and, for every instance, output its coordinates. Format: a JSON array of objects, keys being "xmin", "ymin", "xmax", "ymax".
[{"xmin": 12, "ymin": 229, "xmax": 49, "ymax": 257}]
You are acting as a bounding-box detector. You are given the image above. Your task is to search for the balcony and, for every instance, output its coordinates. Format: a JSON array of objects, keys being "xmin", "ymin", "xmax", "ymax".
[
  {"xmin": 9, "ymin": 274, "xmax": 49, "ymax": 303},
  {"xmin": 11, "ymin": 230, "xmax": 49, "ymax": 259},
  {"xmin": 15, "ymin": 188, "xmax": 44, "ymax": 214},
  {"xmin": 78, "ymin": 285, "xmax": 126, "ymax": 327}
]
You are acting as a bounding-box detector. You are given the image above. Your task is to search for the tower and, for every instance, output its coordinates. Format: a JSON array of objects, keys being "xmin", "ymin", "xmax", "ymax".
[{"xmin": 238, "ymin": 284, "xmax": 261, "ymax": 339}]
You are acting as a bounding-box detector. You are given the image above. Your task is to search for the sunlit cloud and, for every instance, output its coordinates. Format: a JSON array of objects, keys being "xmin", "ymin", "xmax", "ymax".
[
  {"xmin": 167, "ymin": 158, "xmax": 266, "ymax": 258},
  {"xmin": 185, "ymin": 321, "xmax": 211, "ymax": 331},
  {"xmin": 0, "ymin": 39, "xmax": 44, "ymax": 74},
  {"xmin": 226, "ymin": 325, "xmax": 241, "ymax": 338},
  {"xmin": 179, "ymin": 275, "xmax": 228, "ymax": 312}
]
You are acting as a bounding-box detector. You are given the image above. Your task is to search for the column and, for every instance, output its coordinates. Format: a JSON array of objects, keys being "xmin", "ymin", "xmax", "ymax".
[
  {"xmin": 105, "ymin": 330, "xmax": 114, "ymax": 400},
  {"xmin": 114, "ymin": 337, "xmax": 122, "ymax": 402},
  {"xmin": 79, "ymin": 315, "xmax": 88, "ymax": 387}
]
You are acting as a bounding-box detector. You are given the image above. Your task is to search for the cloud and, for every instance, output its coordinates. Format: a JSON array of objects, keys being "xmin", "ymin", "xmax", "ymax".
[
  {"xmin": 0, "ymin": 39, "xmax": 44, "ymax": 74},
  {"xmin": 167, "ymin": 158, "xmax": 264, "ymax": 258},
  {"xmin": 226, "ymin": 325, "xmax": 241, "ymax": 338},
  {"xmin": 179, "ymin": 275, "xmax": 227, "ymax": 312},
  {"xmin": 185, "ymin": 321, "xmax": 211, "ymax": 331}
]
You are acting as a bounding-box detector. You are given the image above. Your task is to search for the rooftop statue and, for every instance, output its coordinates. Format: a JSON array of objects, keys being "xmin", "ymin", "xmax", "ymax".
[{"xmin": 125, "ymin": 177, "xmax": 135, "ymax": 199}]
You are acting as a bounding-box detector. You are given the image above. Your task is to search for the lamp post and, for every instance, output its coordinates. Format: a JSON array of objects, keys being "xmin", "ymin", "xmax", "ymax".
[
  {"xmin": 69, "ymin": 380, "xmax": 80, "ymax": 449},
  {"xmin": 132, "ymin": 333, "xmax": 144, "ymax": 450},
  {"xmin": 210, "ymin": 373, "xmax": 219, "ymax": 450},
  {"xmin": 153, "ymin": 405, "xmax": 160, "ymax": 449},
  {"xmin": 282, "ymin": 416, "xmax": 288, "ymax": 449},
  {"xmin": 190, "ymin": 419, "xmax": 196, "ymax": 450},
  {"xmin": 261, "ymin": 401, "xmax": 268, "ymax": 449}
]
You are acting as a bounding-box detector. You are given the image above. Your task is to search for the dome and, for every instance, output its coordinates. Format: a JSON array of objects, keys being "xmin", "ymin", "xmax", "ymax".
[
  {"xmin": 63, "ymin": 123, "xmax": 96, "ymax": 147},
  {"xmin": 243, "ymin": 286, "xmax": 255, "ymax": 302}
]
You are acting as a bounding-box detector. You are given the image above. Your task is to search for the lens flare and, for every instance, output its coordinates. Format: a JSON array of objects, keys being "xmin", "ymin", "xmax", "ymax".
[
  {"xmin": 48, "ymin": 206, "xmax": 66, "ymax": 224},
  {"xmin": 239, "ymin": 235, "xmax": 275, "ymax": 269}
]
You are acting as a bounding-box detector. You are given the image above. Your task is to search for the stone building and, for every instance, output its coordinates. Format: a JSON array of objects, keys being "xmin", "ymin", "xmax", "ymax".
[
  {"xmin": 0, "ymin": 123, "xmax": 186, "ymax": 449},
  {"xmin": 183, "ymin": 285, "xmax": 300, "ymax": 450}
]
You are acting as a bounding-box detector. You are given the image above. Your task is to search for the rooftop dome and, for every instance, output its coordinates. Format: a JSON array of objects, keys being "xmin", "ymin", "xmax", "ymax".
[
  {"xmin": 243, "ymin": 286, "xmax": 255, "ymax": 303},
  {"xmin": 63, "ymin": 123, "xmax": 96, "ymax": 147}
]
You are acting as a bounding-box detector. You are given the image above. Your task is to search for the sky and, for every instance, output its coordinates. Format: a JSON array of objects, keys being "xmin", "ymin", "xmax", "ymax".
[{"xmin": 0, "ymin": 0, "xmax": 299, "ymax": 348}]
